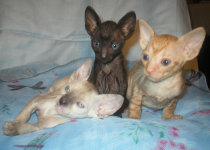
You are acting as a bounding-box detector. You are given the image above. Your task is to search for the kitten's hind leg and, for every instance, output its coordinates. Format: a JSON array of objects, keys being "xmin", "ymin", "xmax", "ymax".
[
  {"xmin": 3, "ymin": 116, "xmax": 69, "ymax": 136},
  {"xmin": 3, "ymin": 121, "xmax": 41, "ymax": 136},
  {"xmin": 14, "ymin": 96, "xmax": 41, "ymax": 123},
  {"xmin": 162, "ymin": 99, "xmax": 182, "ymax": 120}
]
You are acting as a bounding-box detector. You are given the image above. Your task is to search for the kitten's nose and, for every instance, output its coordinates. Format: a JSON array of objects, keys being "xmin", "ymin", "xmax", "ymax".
[
  {"xmin": 59, "ymin": 95, "xmax": 69, "ymax": 106},
  {"xmin": 146, "ymin": 64, "xmax": 156, "ymax": 75},
  {"xmin": 101, "ymin": 48, "xmax": 107, "ymax": 58},
  {"xmin": 146, "ymin": 67, "xmax": 153, "ymax": 75}
]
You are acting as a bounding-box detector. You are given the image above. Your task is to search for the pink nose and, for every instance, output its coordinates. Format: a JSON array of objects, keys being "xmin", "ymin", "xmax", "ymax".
[
  {"xmin": 56, "ymin": 104, "xmax": 62, "ymax": 112},
  {"xmin": 146, "ymin": 66, "xmax": 154, "ymax": 75}
]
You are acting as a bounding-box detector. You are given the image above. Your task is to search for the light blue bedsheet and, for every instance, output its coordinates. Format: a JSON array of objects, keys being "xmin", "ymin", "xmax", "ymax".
[{"xmin": 0, "ymin": 58, "xmax": 210, "ymax": 150}]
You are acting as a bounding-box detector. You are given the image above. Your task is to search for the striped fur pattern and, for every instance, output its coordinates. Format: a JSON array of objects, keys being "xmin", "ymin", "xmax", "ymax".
[{"xmin": 127, "ymin": 19, "xmax": 206, "ymax": 120}]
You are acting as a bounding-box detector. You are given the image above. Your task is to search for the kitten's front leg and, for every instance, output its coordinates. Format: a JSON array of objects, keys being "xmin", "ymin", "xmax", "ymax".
[
  {"xmin": 128, "ymin": 86, "xmax": 143, "ymax": 119},
  {"xmin": 162, "ymin": 99, "xmax": 182, "ymax": 120}
]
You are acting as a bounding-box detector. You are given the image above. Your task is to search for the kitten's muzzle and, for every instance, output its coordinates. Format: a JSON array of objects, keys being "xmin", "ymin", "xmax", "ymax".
[
  {"xmin": 59, "ymin": 95, "xmax": 69, "ymax": 106},
  {"xmin": 101, "ymin": 48, "xmax": 107, "ymax": 58}
]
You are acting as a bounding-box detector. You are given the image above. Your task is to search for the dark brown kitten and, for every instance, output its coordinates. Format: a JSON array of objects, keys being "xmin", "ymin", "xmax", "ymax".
[{"xmin": 85, "ymin": 6, "xmax": 136, "ymax": 115}]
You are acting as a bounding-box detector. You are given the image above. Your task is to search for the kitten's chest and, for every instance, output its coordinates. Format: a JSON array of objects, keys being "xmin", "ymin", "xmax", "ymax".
[
  {"xmin": 94, "ymin": 62, "xmax": 126, "ymax": 94},
  {"xmin": 140, "ymin": 79, "xmax": 184, "ymax": 110},
  {"xmin": 100, "ymin": 64, "xmax": 113, "ymax": 75},
  {"xmin": 94, "ymin": 59, "xmax": 124, "ymax": 77},
  {"xmin": 141, "ymin": 78, "xmax": 182, "ymax": 100}
]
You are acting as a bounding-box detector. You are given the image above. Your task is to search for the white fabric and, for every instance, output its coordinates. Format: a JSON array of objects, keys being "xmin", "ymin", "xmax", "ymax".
[{"xmin": 0, "ymin": 0, "xmax": 191, "ymax": 80}]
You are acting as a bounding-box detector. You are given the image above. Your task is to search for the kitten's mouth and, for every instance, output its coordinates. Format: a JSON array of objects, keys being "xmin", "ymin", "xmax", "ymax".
[
  {"xmin": 56, "ymin": 104, "xmax": 63, "ymax": 113},
  {"xmin": 147, "ymin": 74, "xmax": 169, "ymax": 83},
  {"xmin": 146, "ymin": 73, "xmax": 162, "ymax": 82},
  {"xmin": 56, "ymin": 104, "xmax": 72, "ymax": 117},
  {"xmin": 98, "ymin": 56, "xmax": 113, "ymax": 64},
  {"xmin": 147, "ymin": 76, "xmax": 159, "ymax": 82}
]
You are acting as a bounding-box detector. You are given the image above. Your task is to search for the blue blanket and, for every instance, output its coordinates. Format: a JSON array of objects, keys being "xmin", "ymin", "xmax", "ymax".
[{"xmin": 0, "ymin": 58, "xmax": 210, "ymax": 150}]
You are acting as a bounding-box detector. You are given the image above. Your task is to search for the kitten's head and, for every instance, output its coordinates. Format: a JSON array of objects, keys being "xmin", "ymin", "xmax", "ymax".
[
  {"xmin": 85, "ymin": 6, "xmax": 136, "ymax": 63},
  {"xmin": 139, "ymin": 19, "xmax": 206, "ymax": 82},
  {"xmin": 55, "ymin": 59, "xmax": 124, "ymax": 118}
]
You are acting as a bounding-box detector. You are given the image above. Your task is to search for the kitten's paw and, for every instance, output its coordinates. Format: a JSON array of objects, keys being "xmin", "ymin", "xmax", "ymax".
[
  {"xmin": 3, "ymin": 121, "xmax": 21, "ymax": 136},
  {"xmin": 127, "ymin": 114, "xmax": 140, "ymax": 119},
  {"xmin": 162, "ymin": 114, "xmax": 183, "ymax": 120}
]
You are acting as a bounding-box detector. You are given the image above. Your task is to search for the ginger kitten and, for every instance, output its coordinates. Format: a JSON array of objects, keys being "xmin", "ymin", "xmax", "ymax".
[{"xmin": 127, "ymin": 19, "xmax": 206, "ymax": 120}]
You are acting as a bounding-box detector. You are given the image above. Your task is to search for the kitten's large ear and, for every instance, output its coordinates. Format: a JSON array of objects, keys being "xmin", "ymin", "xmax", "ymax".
[
  {"xmin": 177, "ymin": 27, "xmax": 206, "ymax": 61},
  {"xmin": 139, "ymin": 19, "xmax": 155, "ymax": 50},
  {"xmin": 85, "ymin": 6, "xmax": 101, "ymax": 36},
  {"xmin": 88, "ymin": 94, "xmax": 124, "ymax": 118},
  {"xmin": 70, "ymin": 59, "xmax": 92, "ymax": 81},
  {"xmin": 118, "ymin": 11, "xmax": 136, "ymax": 39}
]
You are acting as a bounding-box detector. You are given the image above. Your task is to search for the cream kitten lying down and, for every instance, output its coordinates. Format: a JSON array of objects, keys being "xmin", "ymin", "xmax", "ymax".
[
  {"xmin": 127, "ymin": 19, "xmax": 206, "ymax": 120},
  {"xmin": 3, "ymin": 59, "xmax": 123, "ymax": 136}
]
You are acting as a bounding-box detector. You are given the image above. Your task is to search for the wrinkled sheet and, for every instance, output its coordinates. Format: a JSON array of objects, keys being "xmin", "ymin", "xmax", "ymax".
[
  {"xmin": 0, "ymin": 0, "xmax": 191, "ymax": 81},
  {"xmin": 0, "ymin": 58, "xmax": 210, "ymax": 150}
]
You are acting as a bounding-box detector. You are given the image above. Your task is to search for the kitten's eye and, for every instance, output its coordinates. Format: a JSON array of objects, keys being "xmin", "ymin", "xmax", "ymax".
[
  {"xmin": 93, "ymin": 40, "xmax": 100, "ymax": 47},
  {"xmin": 65, "ymin": 86, "xmax": 70, "ymax": 93},
  {"xmin": 161, "ymin": 59, "xmax": 171, "ymax": 66},
  {"xmin": 111, "ymin": 43, "xmax": 119, "ymax": 50},
  {"xmin": 76, "ymin": 102, "xmax": 85, "ymax": 109},
  {"xmin": 143, "ymin": 54, "xmax": 149, "ymax": 61}
]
